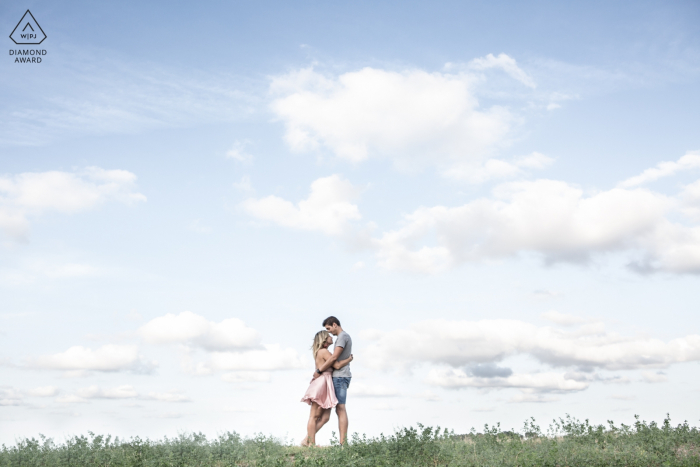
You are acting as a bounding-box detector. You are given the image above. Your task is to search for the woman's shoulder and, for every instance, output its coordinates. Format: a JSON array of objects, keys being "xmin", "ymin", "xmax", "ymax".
[{"xmin": 317, "ymin": 348, "xmax": 331, "ymax": 357}]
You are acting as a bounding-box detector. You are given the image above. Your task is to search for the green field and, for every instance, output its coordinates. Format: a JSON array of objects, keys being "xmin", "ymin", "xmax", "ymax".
[{"xmin": 2, "ymin": 415, "xmax": 699, "ymax": 466}]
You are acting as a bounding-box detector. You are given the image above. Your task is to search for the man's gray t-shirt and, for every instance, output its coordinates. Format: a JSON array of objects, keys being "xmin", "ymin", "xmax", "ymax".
[{"xmin": 332, "ymin": 331, "xmax": 352, "ymax": 377}]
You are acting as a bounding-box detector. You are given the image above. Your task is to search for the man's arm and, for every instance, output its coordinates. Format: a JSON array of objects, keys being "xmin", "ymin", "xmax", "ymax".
[
  {"xmin": 312, "ymin": 345, "xmax": 343, "ymax": 379},
  {"xmin": 333, "ymin": 354, "xmax": 353, "ymax": 370}
]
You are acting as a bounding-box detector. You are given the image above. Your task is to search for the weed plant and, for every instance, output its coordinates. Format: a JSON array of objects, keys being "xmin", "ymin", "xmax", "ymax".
[{"xmin": 1, "ymin": 415, "xmax": 699, "ymax": 466}]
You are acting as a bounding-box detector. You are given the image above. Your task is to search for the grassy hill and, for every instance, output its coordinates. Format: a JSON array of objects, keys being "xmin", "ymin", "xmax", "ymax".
[{"xmin": 2, "ymin": 415, "xmax": 699, "ymax": 466}]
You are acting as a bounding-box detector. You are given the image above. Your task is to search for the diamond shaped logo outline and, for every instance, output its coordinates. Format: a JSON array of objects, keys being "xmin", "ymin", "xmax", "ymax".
[{"xmin": 10, "ymin": 10, "xmax": 47, "ymax": 45}]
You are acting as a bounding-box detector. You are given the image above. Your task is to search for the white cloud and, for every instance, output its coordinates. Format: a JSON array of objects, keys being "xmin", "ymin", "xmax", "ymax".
[
  {"xmin": 76, "ymin": 385, "xmax": 139, "ymax": 399},
  {"xmin": 682, "ymin": 179, "xmax": 700, "ymax": 215},
  {"xmin": 271, "ymin": 66, "xmax": 511, "ymax": 176},
  {"xmin": 540, "ymin": 310, "xmax": 586, "ymax": 326},
  {"xmin": 140, "ymin": 312, "xmax": 306, "ymax": 375},
  {"xmin": 468, "ymin": 53, "xmax": 536, "ymax": 88},
  {"xmin": 0, "ymin": 387, "xmax": 24, "ymax": 406},
  {"xmin": 226, "ymin": 140, "xmax": 254, "ymax": 163},
  {"xmin": 619, "ymin": 151, "xmax": 700, "ymax": 188},
  {"xmin": 240, "ymin": 175, "xmax": 361, "ymax": 235},
  {"xmin": 362, "ymin": 319, "xmax": 700, "ymax": 372},
  {"xmin": 195, "ymin": 344, "xmax": 306, "ymax": 374},
  {"xmin": 427, "ymin": 368, "xmax": 588, "ymax": 393},
  {"xmin": 26, "ymin": 344, "xmax": 154, "ymax": 373},
  {"xmin": 635, "ymin": 222, "xmax": 700, "ymax": 274},
  {"xmin": 243, "ymin": 152, "xmax": 700, "ymax": 275},
  {"xmin": 0, "ymin": 386, "xmax": 60, "ymax": 406},
  {"xmin": 0, "ymin": 167, "xmax": 146, "ymax": 240},
  {"xmin": 138, "ymin": 311, "xmax": 261, "ymax": 351},
  {"xmin": 514, "ymin": 152, "xmax": 554, "ymax": 169},
  {"xmin": 57, "ymin": 386, "xmax": 192, "ymax": 403},
  {"xmin": 56, "ymin": 385, "xmax": 138, "ymax": 404},
  {"xmin": 443, "ymin": 152, "xmax": 553, "ymax": 183},
  {"xmin": 236, "ymin": 153, "xmax": 700, "ymax": 275},
  {"xmin": 372, "ymin": 179, "xmax": 675, "ymax": 273}
]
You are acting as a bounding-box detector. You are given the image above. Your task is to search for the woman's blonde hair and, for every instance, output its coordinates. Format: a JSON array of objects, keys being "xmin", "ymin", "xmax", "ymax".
[{"xmin": 311, "ymin": 330, "xmax": 331, "ymax": 359}]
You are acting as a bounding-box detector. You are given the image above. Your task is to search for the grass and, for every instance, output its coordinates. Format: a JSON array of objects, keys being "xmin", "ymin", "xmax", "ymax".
[{"xmin": 1, "ymin": 415, "xmax": 699, "ymax": 466}]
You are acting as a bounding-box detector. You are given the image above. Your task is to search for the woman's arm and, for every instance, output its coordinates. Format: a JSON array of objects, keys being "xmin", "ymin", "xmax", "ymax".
[{"xmin": 332, "ymin": 354, "xmax": 353, "ymax": 370}]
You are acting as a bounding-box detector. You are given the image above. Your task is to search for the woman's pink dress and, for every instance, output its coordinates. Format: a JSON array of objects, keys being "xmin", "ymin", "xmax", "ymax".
[{"xmin": 301, "ymin": 369, "xmax": 338, "ymax": 409}]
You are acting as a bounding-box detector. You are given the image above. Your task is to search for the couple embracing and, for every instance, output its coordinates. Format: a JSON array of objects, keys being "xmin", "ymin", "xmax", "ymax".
[{"xmin": 300, "ymin": 316, "xmax": 352, "ymax": 446}]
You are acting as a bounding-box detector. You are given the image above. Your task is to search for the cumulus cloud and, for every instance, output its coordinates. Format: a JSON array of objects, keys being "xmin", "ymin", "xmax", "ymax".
[
  {"xmin": 370, "ymin": 171, "xmax": 700, "ymax": 274},
  {"xmin": 237, "ymin": 153, "xmax": 700, "ymax": 275},
  {"xmin": 140, "ymin": 311, "xmax": 306, "ymax": 375},
  {"xmin": 443, "ymin": 152, "xmax": 554, "ymax": 183},
  {"xmin": 270, "ymin": 66, "xmax": 512, "ymax": 177},
  {"xmin": 0, "ymin": 167, "xmax": 146, "ymax": 240},
  {"xmin": 139, "ymin": 311, "xmax": 261, "ymax": 351},
  {"xmin": 619, "ymin": 151, "xmax": 700, "ymax": 188},
  {"xmin": 358, "ymin": 318, "xmax": 699, "ymax": 399},
  {"xmin": 0, "ymin": 386, "xmax": 60, "ymax": 406},
  {"xmin": 76, "ymin": 385, "xmax": 139, "ymax": 399},
  {"xmin": 57, "ymin": 386, "xmax": 191, "ymax": 403},
  {"xmin": 468, "ymin": 53, "xmax": 537, "ymax": 88},
  {"xmin": 194, "ymin": 344, "xmax": 305, "ymax": 374},
  {"xmin": 373, "ymin": 179, "xmax": 672, "ymax": 273},
  {"xmin": 467, "ymin": 363, "xmax": 513, "ymax": 378},
  {"xmin": 427, "ymin": 368, "xmax": 588, "ymax": 393},
  {"xmin": 26, "ymin": 344, "xmax": 155, "ymax": 374},
  {"xmin": 362, "ymin": 319, "xmax": 700, "ymax": 372},
  {"xmin": 240, "ymin": 175, "xmax": 361, "ymax": 235}
]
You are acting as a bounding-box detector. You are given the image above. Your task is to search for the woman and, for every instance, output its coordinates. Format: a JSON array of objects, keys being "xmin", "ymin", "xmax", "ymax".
[{"xmin": 300, "ymin": 330, "xmax": 353, "ymax": 446}]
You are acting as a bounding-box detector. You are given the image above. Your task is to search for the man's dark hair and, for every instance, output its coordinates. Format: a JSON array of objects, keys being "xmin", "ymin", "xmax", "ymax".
[{"xmin": 322, "ymin": 316, "xmax": 341, "ymax": 327}]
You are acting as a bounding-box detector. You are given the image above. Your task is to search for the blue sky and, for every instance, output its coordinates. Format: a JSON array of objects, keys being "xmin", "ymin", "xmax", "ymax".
[{"xmin": 1, "ymin": 0, "xmax": 700, "ymax": 445}]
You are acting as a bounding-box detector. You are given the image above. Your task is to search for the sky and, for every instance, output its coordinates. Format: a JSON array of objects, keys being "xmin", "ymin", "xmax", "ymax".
[{"xmin": 1, "ymin": 0, "xmax": 700, "ymax": 445}]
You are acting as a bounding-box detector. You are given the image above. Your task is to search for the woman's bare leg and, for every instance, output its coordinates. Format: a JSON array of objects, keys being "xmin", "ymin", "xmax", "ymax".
[
  {"xmin": 304, "ymin": 403, "xmax": 320, "ymax": 446},
  {"xmin": 314, "ymin": 408, "xmax": 331, "ymax": 434}
]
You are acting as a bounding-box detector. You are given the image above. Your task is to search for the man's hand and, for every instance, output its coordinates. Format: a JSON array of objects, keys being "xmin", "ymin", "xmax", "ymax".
[{"xmin": 312, "ymin": 371, "xmax": 320, "ymax": 380}]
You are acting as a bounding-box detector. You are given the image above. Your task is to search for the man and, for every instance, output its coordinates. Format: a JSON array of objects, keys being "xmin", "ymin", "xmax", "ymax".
[{"xmin": 312, "ymin": 315, "xmax": 352, "ymax": 445}]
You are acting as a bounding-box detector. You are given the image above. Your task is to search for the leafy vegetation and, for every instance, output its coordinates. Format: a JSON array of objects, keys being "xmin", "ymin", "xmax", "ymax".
[{"xmin": 2, "ymin": 415, "xmax": 699, "ymax": 466}]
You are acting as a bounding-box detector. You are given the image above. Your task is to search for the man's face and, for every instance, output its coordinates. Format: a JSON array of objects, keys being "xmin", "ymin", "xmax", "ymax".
[{"xmin": 324, "ymin": 323, "xmax": 339, "ymax": 336}]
